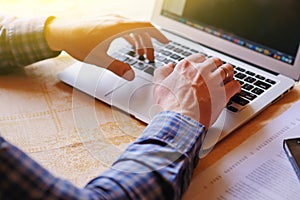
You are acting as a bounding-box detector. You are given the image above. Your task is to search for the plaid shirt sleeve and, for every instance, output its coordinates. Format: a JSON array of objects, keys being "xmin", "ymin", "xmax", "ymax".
[
  {"xmin": 0, "ymin": 111, "xmax": 206, "ymax": 200},
  {"xmin": 0, "ymin": 15, "xmax": 61, "ymax": 68}
]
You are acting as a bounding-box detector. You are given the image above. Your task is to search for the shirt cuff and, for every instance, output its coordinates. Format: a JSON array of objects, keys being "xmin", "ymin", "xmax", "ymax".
[
  {"xmin": 6, "ymin": 16, "xmax": 61, "ymax": 67},
  {"xmin": 139, "ymin": 111, "xmax": 206, "ymax": 155},
  {"xmin": 113, "ymin": 111, "xmax": 207, "ymax": 171}
]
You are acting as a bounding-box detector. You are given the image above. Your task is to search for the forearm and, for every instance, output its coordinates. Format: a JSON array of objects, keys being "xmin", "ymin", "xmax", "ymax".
[
  {"xmin": 0, "ymin": 16, "xmax": 61, "ymax": 68},
  {"xmin": 0, "ymin": 137, "xmax": 92, "ymax": 199},
  {"xmin": 0, "ymin": 112, "xmax": 206, "ymax": 199},
  {"xmin": 86, "ymin": 111, "xmax": 206, "ymax": 199}
]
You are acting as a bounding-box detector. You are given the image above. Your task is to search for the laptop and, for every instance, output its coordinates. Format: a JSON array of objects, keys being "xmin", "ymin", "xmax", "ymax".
[{"xmin": 57, "ymin": 0, "xmax": 300, "ymax": 156}]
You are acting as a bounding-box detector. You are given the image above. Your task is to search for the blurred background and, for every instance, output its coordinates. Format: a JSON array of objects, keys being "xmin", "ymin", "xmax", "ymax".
[{"xmin": 0, "ymin": 0, "xmax": 156, "ymax": 20}]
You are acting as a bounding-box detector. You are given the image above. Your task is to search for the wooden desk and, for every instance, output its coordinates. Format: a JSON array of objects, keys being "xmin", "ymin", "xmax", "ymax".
[{"xmin": 1, "ymin": 0, "xmax": 300, "ymax": 193}]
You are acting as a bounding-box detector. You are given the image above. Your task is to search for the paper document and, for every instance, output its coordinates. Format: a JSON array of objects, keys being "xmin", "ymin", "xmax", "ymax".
[{"xmin": 184, "ymin": 100, "xmax": 300, "ymax": 200}]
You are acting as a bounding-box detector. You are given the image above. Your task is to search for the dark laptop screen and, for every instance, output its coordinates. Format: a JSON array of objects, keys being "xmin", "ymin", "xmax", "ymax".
[{"xmin": 161, "ymin": 0, "xmax": 300, "ymax": 65}]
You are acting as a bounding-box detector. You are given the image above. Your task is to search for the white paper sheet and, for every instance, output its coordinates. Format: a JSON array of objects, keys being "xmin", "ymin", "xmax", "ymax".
[{"xmin": 184, "ymin": 100, "xmax": 300, "ymax": 200}]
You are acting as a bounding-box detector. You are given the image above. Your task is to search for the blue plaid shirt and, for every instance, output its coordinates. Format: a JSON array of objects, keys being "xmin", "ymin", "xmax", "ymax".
[{"xmin": 0, "ymin": 16, "xmax": 207, "ymax": 200}]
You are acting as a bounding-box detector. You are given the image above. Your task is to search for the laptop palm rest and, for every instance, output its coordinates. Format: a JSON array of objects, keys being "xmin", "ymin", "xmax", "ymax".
[{"xmin": 106, "ymin": 77, "xmax": 158, "ymax": 123}]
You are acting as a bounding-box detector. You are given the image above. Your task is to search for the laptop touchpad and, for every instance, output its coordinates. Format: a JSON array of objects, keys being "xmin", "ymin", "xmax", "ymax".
[{"xmin": 105, "ymin": 77, "xmax": 159, "ymax": 122}]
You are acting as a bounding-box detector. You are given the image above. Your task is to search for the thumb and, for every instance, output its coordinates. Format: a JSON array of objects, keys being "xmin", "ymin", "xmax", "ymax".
[
  {"xmin": 106, "ymin": 59, "xmax": 135, "ymax": 81},
  {"xmin": 154, "ymin": 63, "xmax": 174, "ymax": 82},
  {"xmin": 88, "ymin": 54, "xmax": 135, "ymax": 81}
]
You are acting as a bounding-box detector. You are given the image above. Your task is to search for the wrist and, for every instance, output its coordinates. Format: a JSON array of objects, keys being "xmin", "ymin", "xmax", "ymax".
[{"xmin": 44, "ymin": 16, "xmax": 62, "ymax": 51}]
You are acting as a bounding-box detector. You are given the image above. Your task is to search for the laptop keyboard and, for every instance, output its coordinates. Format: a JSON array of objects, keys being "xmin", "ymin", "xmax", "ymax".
[{"xmin": 110, "ymin": 40, "xmax": 277, "ymax": 113}]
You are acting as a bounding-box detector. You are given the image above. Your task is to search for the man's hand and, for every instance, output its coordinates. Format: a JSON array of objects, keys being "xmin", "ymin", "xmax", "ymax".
[
  {"xmin": 44, "ymin": 14, "xmax": 169, "ymax": 80},
  {"xmin": 154, "ymin": 54, "xmax": 241, "ymax": 129}
]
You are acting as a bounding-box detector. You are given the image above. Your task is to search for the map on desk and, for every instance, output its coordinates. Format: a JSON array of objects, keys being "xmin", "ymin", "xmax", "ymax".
[{"xmin": 0, "ymin": 68, "xmax": 144, "ymax": 187}]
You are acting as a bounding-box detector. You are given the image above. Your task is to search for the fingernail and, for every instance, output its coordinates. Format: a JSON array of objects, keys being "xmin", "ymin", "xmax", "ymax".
[
  {"xmin": 148, "ymin": 55, "xmax": 154, "ymax": 62},
  {"xmin": 123, "ymin": 69, "xmax": 135, "ymax": 81}
]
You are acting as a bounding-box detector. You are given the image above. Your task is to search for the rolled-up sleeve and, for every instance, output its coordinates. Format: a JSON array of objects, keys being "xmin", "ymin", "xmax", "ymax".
[{"xmin": 0, "ymin": 15, "xmax": 61, "ymax": 68}]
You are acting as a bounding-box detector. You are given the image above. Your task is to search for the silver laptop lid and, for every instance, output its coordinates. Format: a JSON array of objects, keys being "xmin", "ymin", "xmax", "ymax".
[{"xmin": 152, "ymin": 0, "xmax": 300, "ymax": 80}]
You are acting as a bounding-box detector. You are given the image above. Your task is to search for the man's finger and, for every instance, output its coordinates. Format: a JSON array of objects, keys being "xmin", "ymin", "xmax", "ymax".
[
  {"xmin": 132, "ymin": 33, "xmax": 145, "ymax": 56},
  {"xmin": 154, "ymin": 63, "xmax": 175, "ymax": 82},
  {"xmin": 185, "ymin": 53, "xmax": 206, "ymax": 64},
  {"xmin": 224, "ymin": 80, "xmax": 241, "ymax": 102},
  {"xmin": 88, "ymin": 53, "xmax": 135, "ymax": 81},
  {"xmin": 123, "ymin": 34, "xmax": 135, "ymax": 47},
  {"xmin": 139, "ymin": 32, "xmax": 154, "ymax": 61},
  {"xmin": 107, "ymin": 59, "xmax": 135, "ymax": 81}
]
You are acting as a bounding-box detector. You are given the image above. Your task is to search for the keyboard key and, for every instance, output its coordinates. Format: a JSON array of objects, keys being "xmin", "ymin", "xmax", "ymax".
[
  {"xmin": 165, "ymin": 44, "xmax": 175, "ymax": 50},
  {"xmin": 244, "ymin": 77, "xmax": 256, "ymax": 83},
  {"xmin": 238, "ymin": 80, "xmax": 244, "ymax": 86},
  {"xmin": 266, "ymin": 79, "xmax": 276, "ymax": 85},
  {"xmin": 171, "ymin": 41, "xmax": 180, "ymax": 46},
  {"xmin": 174, "ymin": 48, "xmax": 184, "ymax": 54},
  {"xmin": 255, "ymin": 74, "xmax": 266, "ymax": 80},
  {"xmin": 227, "ymin": 106, "xmax": 239, "ymax": 112},
  {"xmin": 163, "ymin": 59, "xmax": 172, "ymax": 64},
  {"xmin": 252, "ymin": 87, "xmax": 264, "ymax": 95},
  {"xmin": 156, "ymin": 55, "xmax": 167, "ymax": 62},
  {"xmin": 181, "ymin": 45, "xmax": 189, "ymax": 49},
  {"xmin": 144, "ymin": 66, "xmax": 155, "ymax": 76},
  {"xmin": 154, "ymin": 48, "xmax": 163, "ymax": 53},
  {"xmin": 236, "ymin": 67, "xmax": 246, "ymax": 72},
  {"xmin": 182, "ymin": 51, "xmax": 192, "ymax": 57},
  {"xmin": 231, "ymin": 95, "xmax": 250, "ymax": 106},
  {"xmin": 246, "ymin": 71, "xmax": 255, "ymax": 76},
  {"xmin": 254, "ymin": 80, "xmax": 271, "ymax": 90},
  {"xmin": 161, "ymin": 50, "xmax": 172, "ymax": 56},
  {"xmin": 170, "ymin": 54, "xmax": 183, "ymax": 61},
  {"xmin": 126, "ymin": 59, "xmax": 137, "ymax": 66},
  {"xmin": 235, "ymin": 72, "xmax": 247, "ymax": 79},
  {"xmin": 243, "ymin": 84, "xmax": 254, "ymax": 91},
  {"xmin": 133, "ymin": 62, "xmax": 148, "ymax": 70},
  {"xmin": 240, "ymin": 90, "xmax": 257, "ymax": 101},
  {"xmin": 127, "ymin": 51, "xmax": 136, "ymax": 57}
]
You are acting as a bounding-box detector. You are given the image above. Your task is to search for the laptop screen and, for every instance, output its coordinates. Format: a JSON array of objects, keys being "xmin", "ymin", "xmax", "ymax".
[{"xmin": 161, "ymin": 0, "xmax": 300, "ymax": 66}]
